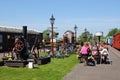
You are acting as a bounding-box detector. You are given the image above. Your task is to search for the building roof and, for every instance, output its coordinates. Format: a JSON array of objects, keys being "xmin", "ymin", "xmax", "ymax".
[
  {"xmin": 65, "ymin": 30, "xmax": 74, "ymax": 34},
  {"xmin": 0, "ymin": 26, "xmax": 39, "ymax": 34}
]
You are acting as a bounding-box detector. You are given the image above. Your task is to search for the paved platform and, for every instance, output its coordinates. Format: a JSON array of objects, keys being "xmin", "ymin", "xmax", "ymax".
[{"xmin": 63, "ymin": 46, "xmax": 120, "ymax": 80}]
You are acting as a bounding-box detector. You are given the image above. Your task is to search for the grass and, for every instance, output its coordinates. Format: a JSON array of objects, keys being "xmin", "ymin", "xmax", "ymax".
[
  {"xmin": 0, "ymin": 53, "xmax": 78, "ymax": 80},
  {"xmin": 0, "ymin": 58, "xmax": 2, "ymax": 61}
]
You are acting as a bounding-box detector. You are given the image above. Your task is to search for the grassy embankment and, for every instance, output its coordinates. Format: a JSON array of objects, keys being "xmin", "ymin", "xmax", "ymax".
[{"xmin": 0, "ymin": 53, "xmax": 78, "ymax": 80}]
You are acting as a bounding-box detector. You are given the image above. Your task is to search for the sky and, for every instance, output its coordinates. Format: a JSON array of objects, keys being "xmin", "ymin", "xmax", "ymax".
[{"xmin": 0, "ymin": 0, "xmax": 120, "ymax": 37}]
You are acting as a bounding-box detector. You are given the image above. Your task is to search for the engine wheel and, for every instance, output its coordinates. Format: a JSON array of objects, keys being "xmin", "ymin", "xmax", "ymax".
[{"xmin": 15, "ymin": 41, "xmax": 24, "ymax": 51}]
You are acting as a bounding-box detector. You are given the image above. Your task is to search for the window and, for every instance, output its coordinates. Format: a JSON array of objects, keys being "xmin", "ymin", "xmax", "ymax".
[
  {"xmin": 0, "ymin": 34, "xmax": 3, "ymax": 43},
  {"xmin": 0, "ymin": 34, "xmax": 3, "ymax": 50}
]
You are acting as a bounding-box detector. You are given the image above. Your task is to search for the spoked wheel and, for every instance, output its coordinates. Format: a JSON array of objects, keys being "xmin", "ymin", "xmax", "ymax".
[{"xmin": 15, "ymin": 40, "xmax": 24, "ymax": 52}]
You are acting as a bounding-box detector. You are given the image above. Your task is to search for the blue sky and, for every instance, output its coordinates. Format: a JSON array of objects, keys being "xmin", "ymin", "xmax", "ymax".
[{"xmin": 0, "ymin": 0, "xmax": 120, "ymax": 37}]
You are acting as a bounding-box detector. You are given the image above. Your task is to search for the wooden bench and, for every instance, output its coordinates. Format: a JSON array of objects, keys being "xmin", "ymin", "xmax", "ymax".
[
  {"xmin": 37, "ymin": 56, "xmax": 51, "ymax": 65},
  {"xmin": 4, "ymin": 60, "xmax": 27, "ymax": 67}
]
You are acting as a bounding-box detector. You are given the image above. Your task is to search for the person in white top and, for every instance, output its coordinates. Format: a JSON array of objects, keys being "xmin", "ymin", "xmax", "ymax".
[{"xmin": 100, "ymin": 46, "xmax": 109, "ymax": 63}]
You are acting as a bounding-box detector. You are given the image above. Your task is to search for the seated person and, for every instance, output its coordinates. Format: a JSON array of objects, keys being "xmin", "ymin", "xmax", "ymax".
[
  {"xmin": 80, "ymin": 42, "xmax": 90, "ymax": 65},
  {"xmin": 100, "ymin": 46, "xmax": 109, "ymax": 63},
  {"xmin": 100, "ymin": 46, "xmax": 109, "ymax": 55}
]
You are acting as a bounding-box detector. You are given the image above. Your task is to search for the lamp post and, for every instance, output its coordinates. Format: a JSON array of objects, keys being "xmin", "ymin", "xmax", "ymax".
[
  {"xmin": 50, "ymin": 14, "xmax": 55, "ymax": 56},
  {"xmin": 74, "ymin": 25, "xmax": 78, "ymax": 43},
  {"xmin": 95, "ymin": 32, "xmax": 103, "ymax": 42},
  {"xmin": 84, "ymin": 28, "xmax": 87, "ymax": 42}
]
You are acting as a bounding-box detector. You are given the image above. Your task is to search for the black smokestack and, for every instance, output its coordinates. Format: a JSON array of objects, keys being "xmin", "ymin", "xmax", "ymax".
[
  {"xmin": 39, "ymin": 33, "xmax": 43, "ymax": 43},
  {"xmin": 23, "ymin": 26, "xmax": 27, "ymax": 40}
]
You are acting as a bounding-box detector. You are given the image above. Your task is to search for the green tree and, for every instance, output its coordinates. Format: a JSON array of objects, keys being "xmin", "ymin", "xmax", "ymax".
[
  {"xmin": 42, "ymin": 29, "xmax": 59, "ymax": 40},
  {"xmin": 78, "ymin": 30, "xmax": 93, "ymax": 44},
  {"xmin": 107, "ymin": 28, "xmax": 120, "ymax": 37},
  {"xmin": 43, "ymin": 29, "xmax": 51, "ymax": 40}
]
